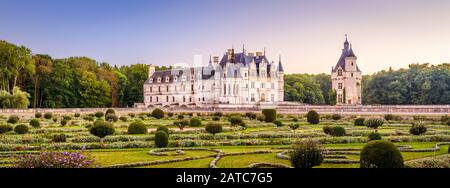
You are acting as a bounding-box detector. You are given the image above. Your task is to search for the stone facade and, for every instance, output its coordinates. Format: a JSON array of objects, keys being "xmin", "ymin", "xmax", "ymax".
[
  {"xmin": 143, "ymin": 48, "xmax": 284, "ymax": 108},
  {"xmin": 331, "ymin": 35, "xmax": 362, "ymax": 105}
]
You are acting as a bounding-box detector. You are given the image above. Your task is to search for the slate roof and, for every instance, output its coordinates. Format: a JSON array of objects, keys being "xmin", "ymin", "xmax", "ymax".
[{"xmin": 332, "ymin": 39, "xmax": 361, "ymax": 72}]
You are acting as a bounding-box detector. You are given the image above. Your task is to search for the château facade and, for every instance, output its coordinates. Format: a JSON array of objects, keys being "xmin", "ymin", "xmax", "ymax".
[
  {"xmin": 143, "ymin": 48, "xmax": 284, "ymax": 108},
  {"xmin": 331, "ymin": 35, "xmax": 362, "ymax": 105}
]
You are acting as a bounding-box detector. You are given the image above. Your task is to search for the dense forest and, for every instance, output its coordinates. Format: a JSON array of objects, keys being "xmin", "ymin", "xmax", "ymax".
[{"xmin": 1, "ymin": 40, "xmax": 449, "ymax": 108}]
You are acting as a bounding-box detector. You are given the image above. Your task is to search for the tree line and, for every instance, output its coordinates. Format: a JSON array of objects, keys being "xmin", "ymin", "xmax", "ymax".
[
  {"xmin": 0, "ymin": 40, "xmax": 171, "ymax": 108},
  {"xmin": 1, "ymin": 40, "xmax": 449, "ymax": 108}
]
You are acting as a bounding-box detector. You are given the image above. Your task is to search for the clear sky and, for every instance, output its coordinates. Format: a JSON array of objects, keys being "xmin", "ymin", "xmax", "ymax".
[{"xmin": 1, "ymin": 0, "xmax": 450, "ymax": 74}]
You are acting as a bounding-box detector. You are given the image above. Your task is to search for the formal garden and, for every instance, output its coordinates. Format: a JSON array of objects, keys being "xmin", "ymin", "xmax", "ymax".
[{"xmin": 0, "ymin": 108, "xmax": 449, "ymax": 168}]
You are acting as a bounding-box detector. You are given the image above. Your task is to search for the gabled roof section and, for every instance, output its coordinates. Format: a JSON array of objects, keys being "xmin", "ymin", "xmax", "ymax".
[{"xmin": 332, "ymin": 37, "xmax": 360, "ymax": 72}]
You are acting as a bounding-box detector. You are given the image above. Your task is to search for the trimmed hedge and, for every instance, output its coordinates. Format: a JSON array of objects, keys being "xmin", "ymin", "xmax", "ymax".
[
  {"xmin": 155, "ymin": 130, "xmax": 169, "ymax": 148},
  {"xmin": 360, "ymin": 140, "xmax": 403, "ymax": 168},
  {"xmin": 152, "ymin": 108, "xmax": 165, "ymax": 119}
]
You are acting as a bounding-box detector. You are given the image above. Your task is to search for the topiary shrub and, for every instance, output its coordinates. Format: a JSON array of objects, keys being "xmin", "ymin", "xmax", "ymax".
[
  {"xmin": 29, "ymin": 119, "xmax": 40, "ymax": 128},
  {"xmin": 212, "ymin": 116, "xmax": 220, "ymax": 121},
  {"xmin": 154, "ymin": 130, "xmax": 169, "ymax": 148},
  {"xmin": 105, "ymin": 108, "xmax": 115, "ymax": 116},
  {"xmin": 364, "ymin": 118, "xmax": 384, "ymax": 130},
  {"xmin": 409, "ymin": 123, "xmax": 427, "ymax": 135},
  {"xmin": 189, "ymin": 117, "xmax": 202, "ymax": 127},
  {"xmin": 245, "ymin": 112, "xmax": 257, "ymax": 120},
  {"xmin": 177, "ymin": 114, "xmax": 184, "ymax": 120},
  {"xmin": 174, "ymin": 120, "xmax": 189, "ymax": 130},
  {"xmin": 290, "ymin": 140, "xmax": 323, "ymax": 168},
  {"xmin": 354, "ymin": 117, "xmax": 365, "ymax": 126},
  {"xmin": 7, "ymin": 115, "xmax": 19, "ymax": 124},
  {"xmin": 14, "ymin": 124, "xmax": 29, "ymax": 134},
  {"xmin": 156, "ymin": 126, "xmax": 169, "ymax": 135},
  {"xmin": 331, "ymin": 126, "xmax": 345, "ymax": 137},
  {"xmin": 360, "ymin": 140, "xmax": 403, "ymax": 168},
  {"xmin": 331, "ymin": 114, "xmax": 342, "ymax": 120},
  {"xmin": 89, "ymin": 120, "xmax": 115, "ymax": 143},
  {"xmin": 151, "ymin": 108, "xmax": 165, "ymax": 119},
  {"xmin": 63, "ymin": 116, "xmax": 72, "ymax": 121},
  {"xmin": 273, "ymin": 120, "xmax": 283, "ymax": 127},
  {"xmin": 0, "ymin": 124, "xmax": 13, "ymax": 134},
  {"xmin": 128, "ymin": 121, "xmax": 147, "ymax": 134},
  {"xmin": 289, "ymin": 123, "xmax": 299, "ymax": 133},
  {"xmin": 74, "ymin": 113, "xmax": 81, "ymax": 118},
  {"xmin": 167, "ymin": 112, "xmax": 174, "ymax": 117},
  {"xmin": 52, "ymin": 117, "xmax": 58, "ymax": 123},
  {"xmin": 94, "ymin": 111, "xmax": 104, "ymax": 118},
  {"xmin": 60, "ymin": 119, "xmax": 69, "ymax": 126},
  {"xmin": 105, "ymin": 114, "xmax": 119, "ymax": 122},
  {"xmin": 228, "ymin": 116, "xmax": 243, "ymax": 126},
  {"xmin": 323, "ymin": 126, "xmax": 333, "ymax": 135},
  {"xmin": 213, "ymin": 112, "xmax": 223, "ymax": 117},
  {"xmin": 205, "ymin": 122, "xmax": 223, "ymax": 136},
  {"xmin": 256, "ymin": 114, "xmax": 265, "ymax": 122},
  {"xmin": 368, "ymin": 132, "xmax": 382, "ymax": 141},
  {"xmin": 262, "ymin": 109, "xmax": 277, "ymax": 122},
  {"xmin": 384, "ymin": 114, "xmax": 394, "ymax": 121},
  {"xmin": 128, "ymin": 113, "xmax": 136, "ymax": 118},
  {"xmin": 292, "ymin": 117, "xmax": 299, "ymax": 122},
  {"xmin": 44, "ymin": 112, "xmax": 53, "ymax": 119},
  {"xmin": 119, "ymin": 116, "xmax": 128, "ymax": 122},
  {"xmin": 306, "ymin": 110, "xmax": 320, "ymax": 124},
  {"xmin": 52, "ymin": 134, "xmax": 67, "ymax": 143},
  {"xmin": 35, "ymin": 112, "xmax": 42, "ymax": 118}
]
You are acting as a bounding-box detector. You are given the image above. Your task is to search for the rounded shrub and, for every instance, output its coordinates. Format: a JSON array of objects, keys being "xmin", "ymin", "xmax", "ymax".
[
  {"xmin": 52, "ymin": 134, "xmax": 67, "ymax": 143},
  {"xmin": 119, "ymin": 116, "xmax": 128, "ymax": 122},
  {"xmin": 74, "ymin": 113, "xmax": 81, "ymax": 118},
  {"xmin": 154, "ymin": 130, "xmax": 169, "ymax": 148},
  {"xmin": 7, "ymin": 115, "xmax": 19, "ymax": 124},
  {"xmin": 292, "ymin": 117, "xmax": 299, "ymax": 122},
  {"xmin": 0, "ymin": 124, "xmax": 13, "ymax": 134},
  {"xmin": 331, "ymin": 126, "xmax": 345, "ymax": 137},
  {"xmin": 205, "ymin": 122, "xmax": 223, "ymax": 136},
  {"xmin": 44, "ymin": 112, "xmax": 53, "ymax": 119},
  {"xmin": 447, "ymin": 120, "xmax": 450, "ymax": 127},
  {"xmin": 189, "ymin": 117, "xmax": 202, "ymax": 127},
  {"xmin": 323, "ymin": 126, "xmax": 333, "ymax": 135},
  {"xmin": 128, "ymin": 121, "xmax": 147, "ymax": 134},
  {"xmin": 212, "ymin": 116, "xmax": 220, "ymax": 121},
  {"xmin": 289, "ymin": 123, "xmax": 300, "ymax": 132},
  {"xmin": 167, "ymin": 112, "xmax": 174, "ymax": 117},
  {"xmin": 409, "ymin": 123, "xmax": 427, "ymax": 135},
  {"xmin": 105, "ymin": 108, "xmax": 115, "ymax": 116},
  {"xmin": 63, "ymin": 116, "xmax": 72, "ymax": 121},
  {"xmin": 273, "ymin": 120, "xmax": 283, "ymax": 127},
  {"xmin": 60, "ymin": 119, "xmax": 69, "ymax": 126},
  {"xmin": 213, "ymin": 112, "xmax": 223, "ymax": 117},
  {"xmin": 128, "ymin": 113, "xmax": 136, "ymax": 118},
  {"xmin": 151, "ymin": 108, "xmax": 165, "ymax": 119},
  {"xmin": 29, "ymin": 119, "xmax": 40, "ymax": 128},
  {"xmin": 105, "ymin": 114, "xmax": 119, "ymax": 122},
  {"xmin": 256, "ymin": 114, "xmax": 265, "ymax": 122},
  {"xmin": 14, "ymin": 124, "xmax": 29, "ymax": 134},
  {"xmin": 245, "ymin": 112, "xmax": 257, "ymax": 120},
  {"xmin": 174, "ymin": 120, "xmax": 189, "ymax": 130},
  {"xmin": 94, "ymin": 111, "xmax": 104, "ymax": 118},
  {"xmin": 262, "ymin": 109, "xmax": 277, "ymax": 122},
  {"xmin": 35, "ymin": 112, "xmax": 42, "ymax": 118},
  {"xmin": 364, "ymin": 118, "xmax": 384, "ymax": 129},
  {"xmin": 156, "ymin": 126, "xmax": 169, "ymax": 135},
  {"xmin": 360, "ymin": 140, "xmax": 403, "ymax": 168},
  {"xmin": 228, "ymin": 116, "xmax": 243, "ymax": 126},
  {"xmin": 331, "ymin": 114, "xmax": 342, "ymax": 120},
  {"xmin": 89, "ymin": 120, "xmax": 115, "ymax": 139},
  {"xmin": 354, "ymin": 117, "xmax": 365, "ymax": 126},
  {"xmin": 290, "ymin": 140, "xmax": 323, "ymax": 168},
  {"xmin": 52, "ymin": 117, "xmax": 58, "ymax": 123},
  {"xmin": 368, "ymin": 132, "xmax": 382, "ymax": 141},
  {"xmin": 384, "ymin": 114, "xmax": 394, "ymax": 121},
  {"xmin": 177, "ymin": 114, "xmax": 184, "ymax": 120},
  {"xmin": 306, "ymin": 110, "xmax": 320, "ymax": 124}
]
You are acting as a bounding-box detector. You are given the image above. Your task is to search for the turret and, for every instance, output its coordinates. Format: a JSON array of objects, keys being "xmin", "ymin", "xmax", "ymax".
[{"xmin": 148, "ymin": 64, "xmax": 155, "ymax": 78}]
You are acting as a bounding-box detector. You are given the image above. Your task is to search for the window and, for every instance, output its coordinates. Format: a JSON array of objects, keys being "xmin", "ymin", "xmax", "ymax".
[
  {"xmin": 150, "ymin": 96, "xmax": 152, "ymax": 102},
  {"xmin": 157, "ymin": 77, "xmax": 161, "ymax": 82},
  {"xmin": 191, "ymin": 85, "xmax": 194, "ymax": 91},
  {"xmin": 158, "ymin": 86, "xmax": 161, "ymax": 92},
  {"xmin": 228, "ymin": 84, "xmax": 231, "ymax": 95},
  {"xmin": 251, "ymin": 82, "xmax": 255, "ymax": 88},
  {"xmin": 271, "ymin": 94, "xmax": 274, "ymax": 102},
  {"xmin": 261, "ymin": 83, "xmax": 265, "ymax": 88},
  {"xmin": 338, "ymin": 94, "xmax": 343, "ymax": 103},
  {"xmin": 149, "ymin": 78, "xmax": 153, "ymax": 83},
  {"xmin": 202, "ymin": 97, "xmax": 205, "ymax": 102},
  {"xmin": 165, "ymin": 76, "xmax": 169, "ymax": 82},
  {"xmin": 244, "ymin": 73, "xmax": 247, "ymax": 77},
  {"xmin": 150, "ymin": 87, "xmax": 152, "ymax": 93},
  {"xmin": 189, "ymin": 97, "xmax": 192, "ymax": 102},
  {"xmin": 166, "ymin": 86, "xmax": 169, "ymax": 92},
  {"xmin": 251, "ymin": 94, "xmax": 255, "ymax": 102},
  {"xmin": 338, "ymin": 69, "xmax": 343, "ymax": 76},
  {"xmin": 351, "ymin": 62, "xmax": 354, "ymax": 66},
  {"xmin": 338, "ymin": 83, "xmax": 342, "ymax": 90},
  {"xmin": 174, "ymin": 76, "xmax": 177, "ymax": 82},
  {"xmin": 224, "ymin": 84, "xmax": 226, "ymax": 95},
  {"xmin": 246, "ymin": 84, "xmax": 248, "ymax": 88},
  {"xmin": 156, "ymin": 96, "xmax": 159, "ymax": 102},
  {"xmin": 351, "ymin": 73, "xmax": 354, "ymax": 77},
  {"xmin": 183, "ymin": 96, "xmax": 185, "ymax": 102},
  {"xmin": 173, "ymin": 96, "xmax": 175, "ymax": 102},
  {"xmin": 175, "ymin": 86, "xmax": 177, "ymax": 92},
  {"xmin": 166, "ymin": 96, "xmax": 169, "ymax": 102}
]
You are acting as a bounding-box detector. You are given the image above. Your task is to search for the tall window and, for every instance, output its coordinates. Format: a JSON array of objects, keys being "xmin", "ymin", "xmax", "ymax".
[
  {"xmin": 166, "ymin": 86, "xmax": 169, "ymax": 92},
  {"xmin": 173, "ymin": 96, "xmax": 175, "ymax": 102},
  {"xmin": 251, "ymin": 94, "xmax": 255, "ymax": 102},
  {"xmin": 166, "ymin": 96, "xmax": 169, "ymax": 102},
  {"xmin": 338, "ymin": 94, "xmax": 343, "ymax": 103},
  {"xmin": 271, "ymin": 94, "xmax": 275, "ymax": 102},
  {"xmin": 338, "ymin": 83, "xmax": 342, "ymax": 90},
  {"xmin": 338, "ymin": 69, "xmax": 343, "ymax": 76},
  {"xmin": 251, "ymin": 82, "xmax": 255, "ymax": 88},
  {"xmin": 224, "ymin": 84, "xmax": 226, "ymax": 95}
]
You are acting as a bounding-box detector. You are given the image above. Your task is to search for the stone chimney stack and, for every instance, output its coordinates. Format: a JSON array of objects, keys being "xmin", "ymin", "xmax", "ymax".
[
  {"xmin": 213, "ymin": 56, "xmax": 219, "ymax": 64},
  {"xmin": 148, "ymin": 64, "xmax": 155, "ymax": 78}
]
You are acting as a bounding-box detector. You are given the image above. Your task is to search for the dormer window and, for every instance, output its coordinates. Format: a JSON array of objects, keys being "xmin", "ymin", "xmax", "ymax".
[
  {"xmin": 157, "ymin": 77, "xmax": 161, "ymax": 82},
  {"xmin": 338, "ymin": 69, "xmax": 343, "ymax": 76},
  {"xmin": 149, "ymin": 78, "xmax": 153, "ymax": 83},
  {"xmin": 165, "ymin": 76, "xmax": 170, "ymax": 82},
  {"xmin": 174, "ymin": 76, "xmax": 178, "ymax": 82}
]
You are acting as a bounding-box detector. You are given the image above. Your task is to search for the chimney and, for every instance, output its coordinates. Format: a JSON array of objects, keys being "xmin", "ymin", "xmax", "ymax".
[
  {"xmin": 247, "ymin": 52, "xmax": 254, "ymax": 57},
  {"xmin": 148, "ymin": 64, "xmax": 155, "ymax": 78},
  {"xmin": 255, "ymin": 52, "xmax": 263, "ymax": 57},
  {"xmin": 213, "ymin": 56, "xmax": 219, "ymax": 64}
]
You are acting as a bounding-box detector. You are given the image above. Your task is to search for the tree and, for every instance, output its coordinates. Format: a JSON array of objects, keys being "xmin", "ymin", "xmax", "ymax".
[
  {"xmin": 205, "ymin": 122, "xmax": 223, "ymax": 137},
  {"xmin": 89, "ymin": 120, "xmax": 115, "ymax": 143},
  {"xmin": 290, "ymin": 140, "xmax": 323, "ymax": 168},
  {"xmin": 289, "ymin": 123, "xmax": 299, "ymax": 133}
]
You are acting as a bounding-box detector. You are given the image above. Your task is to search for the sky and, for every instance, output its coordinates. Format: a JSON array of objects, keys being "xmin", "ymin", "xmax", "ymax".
[{"xmin": 1, "ymin": 0, "xmax": 450, "ymax": 74}]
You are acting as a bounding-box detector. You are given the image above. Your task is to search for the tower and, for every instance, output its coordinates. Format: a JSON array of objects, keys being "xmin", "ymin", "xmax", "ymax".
[
  {"xmin": 277, "ymin": 55, "xmax": 284, "ymax": 102},
  {"xmin": 331, "ymin": 35, "xmax": 362, "ymax": 105}
]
